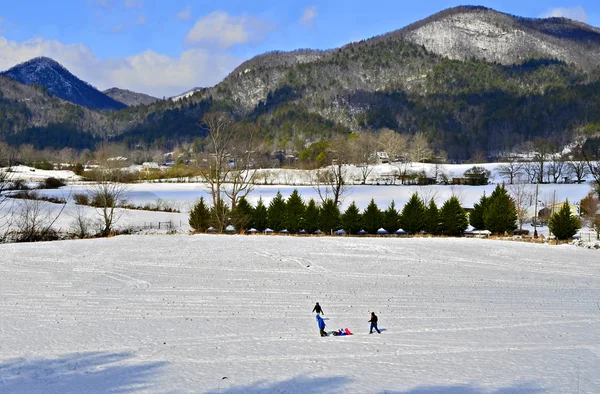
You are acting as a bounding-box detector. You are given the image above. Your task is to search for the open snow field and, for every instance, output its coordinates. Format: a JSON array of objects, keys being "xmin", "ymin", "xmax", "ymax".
[{"xmin": 1, "ymin": 235, "xmax": 599, "ymax": 393}]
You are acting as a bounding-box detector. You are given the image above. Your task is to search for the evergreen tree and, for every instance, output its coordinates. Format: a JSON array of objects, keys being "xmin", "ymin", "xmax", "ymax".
[
  {"xmin": 470, "ymin": 193, "xmax": 488, "ymax": 230},
  {"xmin": 319, "ymin": 199, "xmax": 341, "ymax": 234},
  {"xmin": 362, "ymin": 199, "xmax": 383, "ymax": 234},
  {"xmin": 267, "ymin": 191, "xmax": 287, "ymax": 231},
  {"xmin": 188, "ymin": 197, "xmax": 211, "ymax": 232},
  {"xmin": 210, "ymin": 198, "xmax": 230, "ymax": 232},
  {"xmin": 382, "ymin": 200, "xmax": 401, "ymax": 233},
  {"xmin": 253, "ymin": 197, "xmax": 268, "ymax": 231},
  {"xmin": 439, "ymin": 196, "xmax": 468, "ymax": 236},
  {"xmin": 342, "ymin": 201, "xmax": 362, "ymax": 234},
  {"xmin": 484, "ymin": 185, "xmax": 517, "ymax": 235},
  {"xmin": 400, "ymin": 192, "xmax": 426, "ymax": 234},
  {"xmin": 285, "ymin": 189, "xmax": 306, "ymax": 233},
  {"xmin": 424, "ymin": 199, "xmax": 440, "ymax": 235},
  {"xmin": 231, "ymin": 196, "xmax": 254, "ymax": 231},
  {"xmin": 549, "ymin": 200, "xmax": 581, "ymax": 241},
  {"xmin": 304, "ymin": 199, "xmax": 320, "ymax": 233}
]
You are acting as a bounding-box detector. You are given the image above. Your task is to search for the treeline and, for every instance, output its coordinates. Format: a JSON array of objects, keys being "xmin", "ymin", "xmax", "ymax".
[
  {"xmin": 190, "ymin": 184, "xmax": 583, "ymax": 240},
  {"xmin": 189, "ymin": 185, "xmax": 517, "ymax": 237}
]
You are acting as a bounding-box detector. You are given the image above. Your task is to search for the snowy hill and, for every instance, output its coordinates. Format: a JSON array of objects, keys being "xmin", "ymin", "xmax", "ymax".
[
  {"xmin": 1, "ymin": 57, "xmax": 126, "ymax": 111},
  {"xmin": 0, "ymin": 235, "xmax": 598, "ymax": 392},
  {"xmin": 170, "ymin": 87, "xmax": 202, "ymax": 102}
]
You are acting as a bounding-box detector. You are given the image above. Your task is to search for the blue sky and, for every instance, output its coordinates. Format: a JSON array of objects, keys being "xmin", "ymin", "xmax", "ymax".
[{"xmin": 0, "ymin": 1, "xmax": 599, "ymax": 97}]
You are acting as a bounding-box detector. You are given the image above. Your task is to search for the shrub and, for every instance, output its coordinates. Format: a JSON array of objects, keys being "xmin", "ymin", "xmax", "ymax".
[
  {"xmin": 549, "ymin": 200, "xmax": 581, "ymax": 241},
  {"xmin": 73, "ymin": 193, "xmax": 89, "ymax": 205},
  {"xmin": 73, "ymin": 163, "xmax": 84, "ymax": 176},
  {"xmin": 41, "ymin": 177, "xmax": 66, "ymax": 189}
]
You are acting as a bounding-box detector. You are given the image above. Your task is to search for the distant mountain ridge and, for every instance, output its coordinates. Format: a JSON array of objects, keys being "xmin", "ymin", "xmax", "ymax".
[
  {"xmin": 103, "ymin": 87, "xmax": 158, "ymax": 106},
  {"xmin": 1, "ymin": 57, "xmax": 126, "ymax": 111},
  {"xmin": 2, "ymin": 6, "xmax": 600, "ymax": 159}
]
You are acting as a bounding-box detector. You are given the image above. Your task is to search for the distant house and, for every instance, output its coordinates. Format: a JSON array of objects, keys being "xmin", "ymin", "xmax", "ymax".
[
  {"xmin": 375, "ymin": 151, "xmax": 390, "ymax": 164},
  {"xmin": 141, "ymin": 162, "xmax": 160, "ymax": 170}
]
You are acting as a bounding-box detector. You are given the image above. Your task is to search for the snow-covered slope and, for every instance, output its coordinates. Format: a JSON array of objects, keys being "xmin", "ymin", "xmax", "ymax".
[
  {"xmin": 0, "ymin": 235, "xmax": 598, "ymax": 392},
  {"xmin": 170, "ymin": 87, "xmax": 202, "ymax": 102},
  {"xmin": 397, "ymin": 6, "xmax": 600, "ymax": 70}
]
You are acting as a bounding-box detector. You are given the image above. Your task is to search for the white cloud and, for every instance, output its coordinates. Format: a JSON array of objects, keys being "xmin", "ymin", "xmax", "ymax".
[
  {"xmin": 300, "ymin": 6, "xmax": 317, "ymax": 26},
  {"xmin": 176, "ymin": 5, "xmax": 192, "ymax": 21},
  {"xmin": 0, "ymin": 36, "xmax": 240, "ymax": 97},
  {"xmin": 185, "ymin": 11, "xmax": 271, "ymax": 49},
  {"xmin": 136, "ymin": 15, "xmax": 146, "ymax": 25},
  {"xmin": 542, "ymin": 6, "xmax": 588, "ymax": 23}
]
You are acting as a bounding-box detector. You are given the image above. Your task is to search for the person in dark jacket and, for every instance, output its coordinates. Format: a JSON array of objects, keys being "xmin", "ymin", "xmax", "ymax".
[
  {"xmin": 368, "ymin": 312, "xmax": 381, "ymax": 334},
  {"xmin": 316, "ymin": 314, "xmax": 327, "ymax": 336},
  {"xmin": 312, "ymin": 302, "xmax": 324, "ymax": 315}
]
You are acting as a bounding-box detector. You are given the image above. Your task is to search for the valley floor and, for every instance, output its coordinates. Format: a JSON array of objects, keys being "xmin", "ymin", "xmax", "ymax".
[{"xmin": 0, "ymin": 235, "xmax": 599, "ymax": 393}]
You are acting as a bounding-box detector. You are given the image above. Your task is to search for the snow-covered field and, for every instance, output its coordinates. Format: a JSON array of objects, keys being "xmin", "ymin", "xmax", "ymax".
[{"xmin": 1, "ymin": 235, "xmax": 599, "ymax": 393}]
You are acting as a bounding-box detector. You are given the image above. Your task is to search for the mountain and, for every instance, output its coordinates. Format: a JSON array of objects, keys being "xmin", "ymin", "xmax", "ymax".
[
  {"xmin": 4, "ymin": 6, "xmax": 600, "ymax": 160},
  {"xmin": 395, "ymin": 6, "xmax": 600, "ymax": 70},
  {"xmin": 1, "ymin": 57, "xmax": 126, "ymax": 111},
  {"xmin": 103, "ymin": 87, "xmax": 158, "ymax": 107}
]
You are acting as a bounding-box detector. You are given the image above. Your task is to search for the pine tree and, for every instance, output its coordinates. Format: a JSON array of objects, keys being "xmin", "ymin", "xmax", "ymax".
[
  {"xmin": 470, "ymin": 193, "xmax": 488, "ymax": 230},
  {"xmin": 423, "ymin": 199, "xmax": 440, "ymax": 235},
  {"xmin": 439, "ymin": 196, "xmax": 468, "ymax": 236},
  {"xmin": 400, "ymin": 192, "xmax": 426, "ymax": 234},
  {"xmin": 342, "ymin": 201, "xmax": 362, "ymax": 234},
  {"xmin": 253, "ymin": 197, "xmax": 268, "ymax": 231},
  {"xmin": 362, "ymin": 199, "xmax": 383, "ymax": 234},
  {"xmin": 210, "ymin": 198, "xmax": 230, "ymax": 232},
  {"xmin": 319, "ymin": 199, "xmax": 341, "ymax": 234},
  {"xmin": 188, "ymin": 197, "xmax": 211, "ymax": 232},
  {"xmin": 285, "ymin": 189, "xmax": 305, "ymax": 233},
  {"xmin": 383, "ymin": 200, "xmax": 401, "ymax": 233},
  {"xmin": 267, "ymin": 191, "xmax": 287, "ymax": 231},
  {"xmin": 231, "ymin": 196, "xmax": 254, "ymax": 231},
  {"xmin": 549, "ymin": 200, "xmax": 581, "ymax": 241},
  {"xmin": 484, "ymin": 185, "xmax": 517, "ymax": 235},
  {"xmin": 304, "ymin": 199, "xmax": 320, "ymax": 233}
]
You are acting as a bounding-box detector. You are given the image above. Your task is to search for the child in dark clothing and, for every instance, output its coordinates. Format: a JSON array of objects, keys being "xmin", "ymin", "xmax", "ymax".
[
  {"xmin": 312, "ymin": 302, "xmax": 324, "ymax": 315},
  {"xmin": 369, "ymin": 312, "xmax": 381, "ymax": 334}
]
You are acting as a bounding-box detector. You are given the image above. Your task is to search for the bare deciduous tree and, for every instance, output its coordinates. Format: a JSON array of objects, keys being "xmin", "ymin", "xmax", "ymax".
[
  {"xmin": 377, "ymin": 128, "xmax": 408, "ymax": 162},
  {"xmin": 197, "ymin": 112, "xmax": 258, "ymax": 231},
  {"xmin": 314, "ymin": 135, "xmax": 352, "ymax": 206},
  {"xmin": 86, "ymin": 171, "xmax": 129, "ymax": 237},
  {"xmin": 409, "ymin": 132, "xmax": 433, "ymax": 164},
  {"xmin": 12, "ymin": 196, "xmax": 63, "ymax": 242},
  {"xmin": 68, "ymin": 204, "xmax": 96, "ymax": 239},
  {"xmin": 509, "ymin": 179, "xmax": 534, "ymax": 232},
  {"xmin": 496, "ymin": 158, "xmax": 523, "ymax": 184},
  {"xmin": 352, "ymin": 132, "xmax": 377, "ymax": 184},
  {"xmin": 546, "ymin": 159, "xmax": 567, "ymax": 184}
]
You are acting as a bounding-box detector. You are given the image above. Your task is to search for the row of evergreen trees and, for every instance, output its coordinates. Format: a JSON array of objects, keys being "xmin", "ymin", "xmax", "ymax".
[
  {"xmin": 190, "ymin": 189, "xmax": 472, "ymax": 236},
  {"xmin": 189, "ymin": 184, "xmax": 581, "ymax": 239}
]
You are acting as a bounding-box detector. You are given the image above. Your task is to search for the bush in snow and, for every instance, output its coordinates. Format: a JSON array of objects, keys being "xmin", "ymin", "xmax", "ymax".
[{"xmin": 549, "ymin": 200, "xmax": 581, "ymax": 241}]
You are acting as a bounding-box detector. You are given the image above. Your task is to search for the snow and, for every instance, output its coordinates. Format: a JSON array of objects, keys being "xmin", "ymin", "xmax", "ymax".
[
  {"xmin": 7, "ymin": 165, "xmax": 81, "ymax": 182},
  {"xmin": 0, "ymin": 235, "xmax": 599, "ymax": 393},
  {"xmin": 170, "ymin": 88, "xmax": 201, "ymax": 101}
]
